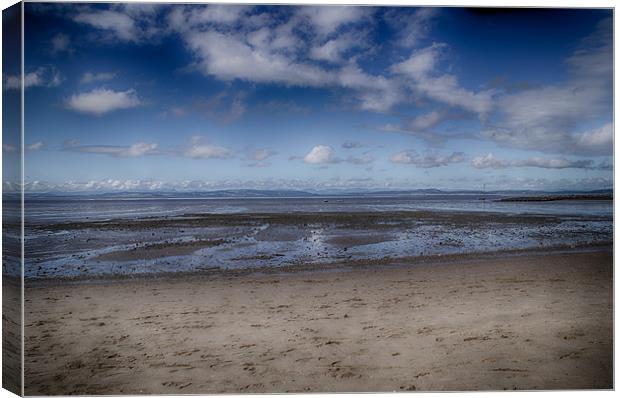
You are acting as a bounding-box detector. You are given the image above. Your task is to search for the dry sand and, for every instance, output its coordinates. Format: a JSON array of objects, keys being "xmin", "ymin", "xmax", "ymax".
[
  {"xmin": 3, "ymin": 276, "xmax": 22, "ymax": 395},
  {"xmin": 24, "ymin": 248, "xmax": 612, "ymax": 394}
]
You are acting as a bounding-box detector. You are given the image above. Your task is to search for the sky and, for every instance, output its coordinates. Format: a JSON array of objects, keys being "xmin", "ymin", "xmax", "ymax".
[{"xmin": 2, "ymin": 3, "xmax": 614, "ymax": 192}]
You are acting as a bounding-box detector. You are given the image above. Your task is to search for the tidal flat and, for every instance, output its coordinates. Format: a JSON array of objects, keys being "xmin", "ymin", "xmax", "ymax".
[{"xmin": 25, "ymin": 209, "xmax": 612, "ymax": 279}]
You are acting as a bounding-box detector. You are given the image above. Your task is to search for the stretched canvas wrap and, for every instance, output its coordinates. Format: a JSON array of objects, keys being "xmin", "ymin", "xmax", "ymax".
[{"xmin": 1, "ymin": 2, "xmax": 614, "ymax": 395}]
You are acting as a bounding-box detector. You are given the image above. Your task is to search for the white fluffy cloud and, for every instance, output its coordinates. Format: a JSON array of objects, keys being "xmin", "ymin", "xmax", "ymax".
[
  {"xmin": 66, "ymin": 88, "xmax": 141, "ymax": 115},
  {"xmin": 297, "ymin": 6, "xmax": 371, "ymax": 36},
  {"xmin": 304, "ymin": 145, "xmax": 339, "ymax": 164},
  {"xmin": 299, "ymin": 144, "xmax": 373, "ymax": 166},
  {"xmin": 390, "ymin": 150, "xmax": 465, "ymax": 168}
]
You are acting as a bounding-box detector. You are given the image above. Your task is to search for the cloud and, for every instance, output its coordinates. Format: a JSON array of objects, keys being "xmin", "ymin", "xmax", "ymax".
[
  {"xmin": 185, "ymin": 4, "xmax": 251, "ymax": 26},
  {"xmin": 381, "ymin": 123, "xmax": 447, "ymax": 146},
  {"xmin": 66, "ymin": 88, "xmax": 141, "ymax": 115},
  {"xmin": 470, "ymin": 153, "xmax": 510, "ymax": 169},
  {"xmin": 3, "ymin": 66, "xmax": 63, "ymax": 90},
  {"xmin": 481, "ymin": 18, "xmax": 612, "ymax": 156},
  {"xmin": 182, "ymin": 136, "xmax": 233, "ymax": 159},
  {"xmin": 337, "ymin": 63, "xmax": 403, "ymax": 112},
  {"xmin": 244, "ymin": 148, "xmax": 277, "ymax": 167},
  {"xmin": 51, "ymin": 33, "xmax": 71, "ymax": 54},
  {"xmin": 2, "ymin": 144, "xmax": 16, "ymax": 152},
  {"xmin": 26, "ymin": 141, "xmax": 45, "ymax": 151},
  {"xmin": 483, "ymin": 176, "xmax": 612, "ymax": 192},
  {"xmin": 167, "ymin": 6, "xmax": 464, "ymax": 115},
  {"xmin": 341, "ymin": 141, "xmax": 363, "ymax": 149},
  {"xmin": 167, "ymin": 4, "xmax": 252, "ymax": 33},
  {"xmin": 64, "ymin": 140, "xmax": 159, "ymax": 157},
  {"xmin": 81, "ymin": 72, "xmax": 116, "ymax": 84},
  {"xmin": 74, "ymin": 8, "xmax": 148, "ymax": 43},
  {"xmin": 391, "ymin": 44, "xmax": 442, "ymax": 79},
  {"xmin": 17, "ymin": 174, "xmax": 611, "ymax": 194},
  {"xmin": 573, "ymin": 123, "xmax": 613, "ymax": 156},
  {"xmin": 390, "ymin": 150, "xmax": 465, "ymax": 168},
  {"xmin": 172, "ymin": 6, "xmax": 400, "ymax": 113},
  {"xmin": 184, "ymin": 145, "xmax": 233, "ymax": 159},
  {"xmin": 50, "ymin": 3, "xmax": 612, "ymax": 141},
  {"xmin": 69, "ymin": 4, "xmax": 165, "ymax": 43},
  {"xmin": 184, "ymin": 29, "xmax": 334, "ymax": 87},
  {"xmin": 384, "ymin": 7, "xmax": 438, "ymax": 48},
  {"xmin": 193, "ymin": 91, "xmax": 246, "ymax": 123},
  {"xmin": 23, "ymin": 179, "xmax": 172, "ymax": 193},
  {"xmin": 309, "ymin": 33, "xmax": 360, "ymax": 64},
  {"xmin": 297, "ymin": 6, "xmax": 372, "ymax": 36},
  {"xmin": 521, "ymin": 157, "xmax": 595, "ymax": 169},
  {"xmin": 74, "ymin": 10, "xmax": 136, "ymax": 41},
  {"xmin": 408, "ymin": 110, "xmax": 446, "ymax": 131},
  {"xmin": 346, "ymin": 154, "xmax": 374, "ymax": 165},
  {"xmin": 471, "ymin": 153, "xmax": 608, "ymax": 170},
  {"xmin": 307, "ymin": 27, "xmax": 373, "ymax": 65},
  {"xmin": 304, "ymin": 145, "xmax": 340, "ymax": 164},
  {"xmin": 393, "ymin": 44, "xmax": 496, "ymax": 117}
]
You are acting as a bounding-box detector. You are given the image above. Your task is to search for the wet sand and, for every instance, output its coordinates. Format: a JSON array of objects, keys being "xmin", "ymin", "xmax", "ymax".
[
  {"xmin": 26, "ymin": 210, "xmax": 612, "ymax": 279},
  {"xmin": 24, "ymin": 247, "xmax": 612, "ymax": 394}
]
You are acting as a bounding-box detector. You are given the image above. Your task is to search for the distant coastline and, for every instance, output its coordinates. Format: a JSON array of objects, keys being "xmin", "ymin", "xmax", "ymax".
[
  {"xmin": 497, "ymin": 194, "xmax": 613, "ymax": 202},
  {"xmin": 15, "ymin": 187, "xmax": 614, "ymax": 200}
]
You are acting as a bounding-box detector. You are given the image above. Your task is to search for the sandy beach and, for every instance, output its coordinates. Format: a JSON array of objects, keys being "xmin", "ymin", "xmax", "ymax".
[{"xmin": 24, "ymin": 246, "xmax": 612, "ymax": 394}]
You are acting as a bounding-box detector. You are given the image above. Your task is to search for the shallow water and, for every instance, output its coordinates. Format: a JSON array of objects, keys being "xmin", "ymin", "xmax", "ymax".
[
  {"xmin": 22, "ymin": 195, "xmax": 613, "ymax": 279},
  {"xmin": 24, "ymin": 194, "xmax": 612, "ymax": 223}
]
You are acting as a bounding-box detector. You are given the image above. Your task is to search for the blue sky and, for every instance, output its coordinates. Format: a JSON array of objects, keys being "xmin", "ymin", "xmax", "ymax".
[{"xmin": 3, "ymin": 3, "xmax": 613, "ymax": 192}]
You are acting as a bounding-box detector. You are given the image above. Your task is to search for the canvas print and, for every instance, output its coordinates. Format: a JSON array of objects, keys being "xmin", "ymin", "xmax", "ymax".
[{"xmin": 2, "ymin": 2, "xmax": 614, "ymax": 395}]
